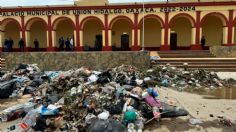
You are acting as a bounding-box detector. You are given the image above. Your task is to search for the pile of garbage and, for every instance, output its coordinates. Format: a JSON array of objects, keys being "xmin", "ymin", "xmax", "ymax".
[
  {"xmin": 0, "ymin": 63, "xmax": 234, "ymax": 131},
  {"xmin": 143, "ymin": 64, "xmax": 235, "ymax": 89}
]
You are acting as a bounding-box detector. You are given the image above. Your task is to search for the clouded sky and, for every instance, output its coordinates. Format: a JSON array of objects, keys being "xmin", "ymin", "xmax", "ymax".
[{"xmin": 0, "ymin": 0, "xmax": 165, "ymax": 7}]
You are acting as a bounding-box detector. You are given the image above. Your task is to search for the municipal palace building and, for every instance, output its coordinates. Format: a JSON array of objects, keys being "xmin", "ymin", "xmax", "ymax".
[{"xmin": 1, "ymin": 0, "xmax": 236, "ymax": 51}]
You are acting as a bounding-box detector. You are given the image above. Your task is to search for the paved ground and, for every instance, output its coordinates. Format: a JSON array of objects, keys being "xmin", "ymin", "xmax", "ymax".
[{"xmin": 144, "ymin": 88, "xmax": 236, "ymax": 132}]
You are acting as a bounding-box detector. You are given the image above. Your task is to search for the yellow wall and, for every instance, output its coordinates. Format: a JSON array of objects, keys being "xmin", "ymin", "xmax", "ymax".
[
  {"xmin": 202, "ymin": 16, "xmax": 223, "ymax": 46},
  {"xmin": 112, "ymin": 20, "xmax": 132, "ymax": 47},
  {"xmin": 170, "ymin": 17, "xmax": 192, "ymax": 47},
  {"xmin": 4, "ymin": 21, "xmax": 20, "ymax": 48},
  {"xmin": 140, "ymin": 18, "xmax": 162, "ymax": 47},
  {"xmin": 29, "ymin": 21, "xmax": 47, "ymax": 48},
  {"xmin": 55, "ymin": 20, "xmax": 74, "ymax": 47},
  {"xmin": 83, "ymin": 20, "xmax": 103, "ymax": 47},
  {"xmin": 75, "ymin": 0, "xmax": 108, "ymax": 6}
]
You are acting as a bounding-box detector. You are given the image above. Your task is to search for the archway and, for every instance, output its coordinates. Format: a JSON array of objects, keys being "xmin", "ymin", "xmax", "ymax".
[
  {"xmin": 201, "ymin": 13, "xmax": 227, "ymax": 47},
  {"xmin": 53, "ymin": 17, "xmax": 75, "ymax": 50},
  {"xmin": 139, "ymin": 15, "xmax": 164, "ymax": 50},
  {"xmin": 26, "ymin": 18, "xmax": 47, "ymax": 51},
  {"xmin": 0, "ymin": 19, "xmax": 21, "ymax": 51},
  {"xmin": 169, "ymin": 15, "xmax": 194, "ymax": 50},
  {"xmin": 81, "ymin": 17, "xmax": 104, "ymax": 51},
  {"xmin": 110, "ymin": 16, "xmax": 133, "ymax": 51}
]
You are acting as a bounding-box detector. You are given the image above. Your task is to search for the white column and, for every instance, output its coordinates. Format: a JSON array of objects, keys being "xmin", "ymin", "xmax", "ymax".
[
  {"xmin": 108, "ymin": 30, "xmax": 112, "ymax": 46},
  {"xmin": 132, "ymin": 29, "xmax": 135, "ymax": 46},
  {"xmin": 73, "ymin": 30, "xmax": 76, "ymax": 48},
  {"xmin": 223, "ymin": 27, "xmax": 228, "ymax": 44},
  {"xmin": 52, "ymin": 30, "xmax": 56, "ymax": 47},
  {"xmin": 25, "ymin": 31, "xmax": 30, "ymax": 47},
  {"xmin": 191, "ymin": 28, "xmax": 196, "ymax": 45},
  {"xmin": 232, "ymin": 27, "xmax": 235, "ymax": 44},
  {"xmin": 161, "ymin": 28, "xmax": 165, "ymax": 45},
  {"xmin": 168, "ymin": 28, "xmax": 171, "ymax": 45},
  {"xmin": 0, "ymin": 31, "xmax": 3, "ymax": 49},
  {"xmin": 102, "ymin": 30, "xmax": 105, "ymax": 46},
  {"xmin": 138, "ymin": 29, "xmax": 141, "ymax": 46},
  {"xmin": 200, "ymin": 27, "xmax": 202, "ymax": 39},
  {"xmin": 46, "ymin": 30, "xmax": 49, "ymax": 47},
  {"xmin": 80, "ymin": 30, "xmax": 83, "ymax": 47}
]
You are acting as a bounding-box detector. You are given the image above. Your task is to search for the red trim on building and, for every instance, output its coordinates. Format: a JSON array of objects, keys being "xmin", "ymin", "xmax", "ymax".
[
  {"xmin": 1, "ymin": 1, "xmax": 236, "ymax": 12},
  {"xmin": 102, "ymin": 14, "xmax": 112, "ymax": 51},
  {"xmin": 195, "ymin": 11, "xmax": 201, "ymax": 45},
  {"xmin": 191, "ymin": 11, "xmax": 202, "ymax": 50},
  {"xmin": 169, "ymin": 13, "xmax": 196, "ymax": 27},
  {"xmin": 227, "ymin": 10, "xmax": 234, "ymax": 45},
  {"xmin": 132, "ymin": 13, "xmax": 140, "ymax": 51},
  {"xmin": 20, "ymin": 16, "xmax": 29, "ymax": 52},
  {"xmin": 108, "ymin": 15, "xmax": 134, "ymax": 29},
  {"xmin": 160, "ymin": 12, "xmax": 170, "ymax": 51},
  {"xmin": 51, "ymin": 16, "xmax": 76, "ymax": 30},
  {"xmin": 80, "ymin": 16, "xmax": 105, "ymax": 30},
  {"xmin": 190, "ymin": 44, "xmax": 202, "ymax": 50},
  {"xmin": 138, "ymin": 14, "xmax": 165, "ymax": 28},
  {"xmin": 75, "ymin": 15, "xmax": 83, "ymax": 51},
  {"xmin": 47, "ymin": 15, "xmax": 54, "ymax": 51},
  {"xmin": 200, "ymin": 12, "xmax": 229, "ymax": 26},
  {"xmin": 1, "ymin": 18, "xmax": 21, "ymax": 30},
  {"xmin": 25, "ymin": 17, "xmax": 48, "ymax": 30}
]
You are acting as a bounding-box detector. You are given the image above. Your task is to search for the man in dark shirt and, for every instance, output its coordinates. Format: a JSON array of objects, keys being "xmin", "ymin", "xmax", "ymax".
[
  {"xmin": 59, "ymin": 37, "xmax": 64, "ymax": 51},
  {"xmin": 201, "ymin": 36, "xmax": 206, "ymax": 50},
  {"xmin": 65, "ymin": 38, "xmax": 70, "ymax": 51},
  {"xmin": 8, "ymin": 37, "xmax": 14, "ymax": 52},
  {"xmin": 18, "ymin": 38, "xmax": 25, "ymax": 52},
  {"xmin": 4, "ymin": 39, "xmax": 9, "ymax": 52},
  {"xmin": 34, "ymin": 38, "xmax": 39, "ymax": 51}
]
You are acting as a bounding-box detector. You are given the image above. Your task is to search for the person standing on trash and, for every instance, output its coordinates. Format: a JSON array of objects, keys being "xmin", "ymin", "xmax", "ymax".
[
  {"xmin": 201, "ymin": 36, "xmax": 206, "ymax": 50},
  {"xmin": 145, "ymin": 87, "xmax": 162, "ymax": 119},
  {"xmin": 65, "ymin": 38, "xmax": 70, "ymax": 51},
  {"xmin": 34, "ymin": 38, "xmax": 39, "ymax": 51},
  {"xmin": 9, "ymin": 37, "xmax": 14, "ymax": 52},
  {"xmin": 18, "ymin": 38, "xmax": 25, "ymax": 52},
  {"xmin": 59, "ymin": 37, "xmax": 64, "ymax": 51}
]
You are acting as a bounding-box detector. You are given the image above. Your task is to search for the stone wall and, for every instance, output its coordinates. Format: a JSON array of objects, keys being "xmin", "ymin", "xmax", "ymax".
[
  {"xmin": 1, "ymin": 52, "xmax": 150, "ymax": 71},
  {"xmin": 210, "ymin": 46, "xmax": 236, "ymax": 57}
]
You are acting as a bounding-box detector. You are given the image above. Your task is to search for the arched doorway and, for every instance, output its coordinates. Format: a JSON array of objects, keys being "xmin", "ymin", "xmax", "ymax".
[
  {"xmin": 26, "ymin": 18, "xmax": 47, "ymax": 51},
  {"xmin": 81, "ymin": 17, "xmax": 104, "ymax": 51},
  {"xmin": 0, "ymin": 19, "xmax": 21, "ymax": 52},
  {"xmin": 53, "ymin": 17, "xmax": 75, "ymax": 51},
  {"xmin": 169, "ymin": 15, "xmax": 194, "ymax": 50},
  {"xmin": 139, "ymin": 15, "xmax": 164, "ymax": 50},
  {"xmin": 110, "ymin": 16, "xmax": 133, "ymax": 51},
  {"xmin": 201, "ymin": 13, "xmax": 227, "ymax": 47}
]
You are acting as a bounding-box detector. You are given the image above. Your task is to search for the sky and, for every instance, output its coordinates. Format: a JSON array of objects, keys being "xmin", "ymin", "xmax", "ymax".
[{"xmin": 0, "ymin": 0, "xmax": 165, "ymax": 7}]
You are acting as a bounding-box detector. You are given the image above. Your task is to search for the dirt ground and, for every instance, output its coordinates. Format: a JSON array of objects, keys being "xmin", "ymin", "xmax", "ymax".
[
  {"xmin": 0, "ymin": 89, "xmax": 235, "ymax": 132},
  {"xmin": 144, "ymin": 88, "xmax": 236, "ymax": 132}
]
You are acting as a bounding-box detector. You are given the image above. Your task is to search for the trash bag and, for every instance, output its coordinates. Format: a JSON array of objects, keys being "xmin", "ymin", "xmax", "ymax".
[
  {"xmin": 139, "ymin": 102, "xmax": 188, "ymax": 119},
  {"xmin": 0, "ymin": 80, "xmax": 17, "ymax": 99},
  {"xmin": 87, "ymin": 119, "xmax": 127, "ymax": 132}
]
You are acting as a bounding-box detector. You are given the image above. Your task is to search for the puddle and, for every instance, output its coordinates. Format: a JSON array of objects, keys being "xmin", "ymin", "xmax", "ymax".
[{"xmin": 184, "ymin": 87, "xmax": 236, "ymax": 99}]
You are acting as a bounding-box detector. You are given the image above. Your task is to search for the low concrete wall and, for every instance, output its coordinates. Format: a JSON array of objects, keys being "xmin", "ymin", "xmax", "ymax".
[
  {"xmin": 1, "ymin": 52, "xmax": 150, "ymax": 71},
  {"xmin": 210, "ymin": 46, "xmax": 236, "ymax": 58}
]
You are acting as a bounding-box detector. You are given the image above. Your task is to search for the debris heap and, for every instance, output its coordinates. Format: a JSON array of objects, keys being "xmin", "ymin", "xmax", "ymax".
[{"xmin": 0, "ymin": 64, "xmax": 234, "ymax": 131}]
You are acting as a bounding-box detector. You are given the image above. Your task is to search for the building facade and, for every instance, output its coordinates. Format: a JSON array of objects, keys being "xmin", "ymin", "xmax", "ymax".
[{"xmin": 1, "ymin": 0, "xmax": 236, "ymax": 51}]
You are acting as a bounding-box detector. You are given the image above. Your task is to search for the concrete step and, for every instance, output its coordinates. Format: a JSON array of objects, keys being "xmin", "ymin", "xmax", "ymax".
[
  {"xmin": 187, "ymin": 68, "xmax": 236, "ymax": 72},
  {"xmin": 157, "ymin": 50, "xmax": 215, "ymax": 58},
  {"xmin": 156, "ymin": 62, "xmax": 236, "ymax": 65},
  {"xmin": 172, "ymin": 65, "xmax": 236, "ymax": 68},
  {"xmin": 152, "ymin": 58, "xmax": 236, "ymax": 72}
]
